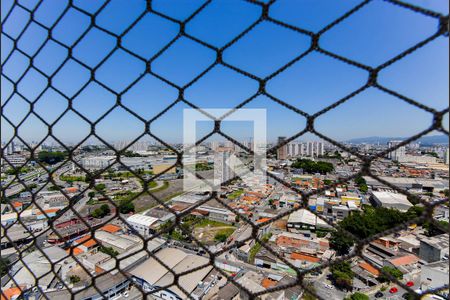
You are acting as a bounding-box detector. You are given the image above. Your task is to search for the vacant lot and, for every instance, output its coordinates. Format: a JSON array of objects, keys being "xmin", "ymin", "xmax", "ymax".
[
  {"xmin": 133, "ymin": 179, "xmax": 183, "ymax": 211},
  {"xmin": 192, "ymin": 219, "xmax": 236, "ymax": 244}
]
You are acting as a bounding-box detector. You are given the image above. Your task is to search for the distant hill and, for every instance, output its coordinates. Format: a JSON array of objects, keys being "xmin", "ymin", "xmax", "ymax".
[{"xmin": 346, "ymin": 135, "xmax": 448, "ymax": 145}]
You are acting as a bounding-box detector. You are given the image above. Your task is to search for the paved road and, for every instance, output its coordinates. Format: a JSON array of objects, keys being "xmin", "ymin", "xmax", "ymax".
[{"xmin": 313, "ymin": 270, "xmax": 347, "ymax": 300}]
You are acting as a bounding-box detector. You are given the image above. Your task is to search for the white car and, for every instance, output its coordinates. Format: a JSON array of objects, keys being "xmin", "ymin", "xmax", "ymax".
[{"xmin": 324, "ymin": 283, "xmax": 334, "ymax": 290}]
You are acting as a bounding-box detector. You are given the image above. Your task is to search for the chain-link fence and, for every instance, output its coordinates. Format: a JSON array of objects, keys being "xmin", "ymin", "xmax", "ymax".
[{"xmin": 1, "ymin": 0, "xmax": 449, "ymax": 299}]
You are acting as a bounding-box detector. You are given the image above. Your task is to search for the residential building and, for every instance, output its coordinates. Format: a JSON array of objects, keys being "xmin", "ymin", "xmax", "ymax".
[
  {"xmin": 306, "ymin": 141, "xmax": 324, "ymax": 157},
  {"xmin": 214, "ymin": 147, "xmax": 236, "ymax": 185},
  {"xmin": 419, "ymin": 234, "xmax": 449, "ymax": 263},
  {"xmin": 445, "ymin": 148, "xmax": 449, "ymax": 165},
  {"xmin": 387, "ymin": 140, "xmax": 406, "ymax": 161},
  {"xmin": 277, "ymin": 137, "xmax": 287, "ymax": 160}
]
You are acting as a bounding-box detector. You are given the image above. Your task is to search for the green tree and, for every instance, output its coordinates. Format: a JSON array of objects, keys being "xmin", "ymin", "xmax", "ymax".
[
  {"xmin": 99, "ymin": 246, "xmax": 119, "ymax": 257},
  {"xmin": 442, "ymin": 189, "xmax": 449, "ymax": 197},
  {"xmin": 354, "ymin": 176, "xmax": 366, "ymax": 186},
  {"xmin": 159, "ymin": 220, "xmax": 175, "ymax": 235},
  {"xmin": 330, "ymin": 229, "xmax": 355, "ymax": 256},
  {"xmin": 330, "ymin": 261, "xmax": 354, "ymax": 291},
  {"xmin": 214, "ymin": 233, "xmax": 228, "ymax": 242},
  {"xmin": 0, "ymin": 257, "xmax": 10, "ymax": 276},
  {"xmin": 406, "ymin": 205, "xmax": 425, "ymax": 219},
  {"xmin": 37, "ymin": 151, "xmax": 67, "ymax": 164},
  {"xmin": 291, "ymin": 159, "xmax": 334, "ymax": 174},
  {"xmin": 346, "ymin": 292, "xmax": 369, "ymax": 300},
  {"xmin": 423, "ymin": 220, "xmax": 448, "ymax": 237},
  {"xmin": 323, "ymin": 179, "xmax": 333, "ymax": 186},
  {"xmin": 88, "ymin": 191, "xmax": 96, "ymax": 199},
  {"xmin": 69, "ymin": 275, "xmax": 80, "ymax": 284},
  {"xmin": 359, "ymin": 184, "xmax": 368, "ymax": 193},
  {"xmin": 118, "ymin": 201, "xmax": 135, "ymax": 214},
  {"xmin": 91, "ymin": 204, "xmax": 110, "ymax": 218},
  {"xmin": 379, "ymin": 266, "xmax": 403, "ymax": 282},
  {"xmin": 94, "ymin": 183, "xmax": 106, "ymax": 192}
]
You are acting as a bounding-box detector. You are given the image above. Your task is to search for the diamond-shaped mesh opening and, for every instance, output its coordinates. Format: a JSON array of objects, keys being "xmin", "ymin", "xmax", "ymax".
[{"xmin": 1, "ymin": 1, "xmax": 449, "ymax": 300}]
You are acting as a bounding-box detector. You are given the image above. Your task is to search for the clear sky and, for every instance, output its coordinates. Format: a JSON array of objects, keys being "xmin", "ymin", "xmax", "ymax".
[{"xmin": 1, "ymin": 0, "xmax": 448, "ymax": 146}]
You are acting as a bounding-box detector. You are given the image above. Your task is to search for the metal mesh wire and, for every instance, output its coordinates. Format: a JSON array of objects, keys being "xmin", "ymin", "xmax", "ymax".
[{"xmin": 1, "ymin": 0, "xmax": 449, "ymax": 299}]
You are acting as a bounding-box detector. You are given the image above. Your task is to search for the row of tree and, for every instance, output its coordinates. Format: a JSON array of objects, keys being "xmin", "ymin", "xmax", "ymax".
[
  {"xmin": 330, "ymin": 205, "xmax": 426, "ymax": 255},
  {"xmin": 291, "ymin": 159, "xmax": 334, "ymax": 174},
  {"xmin": 37, "ymin": 151, "xmax": 67, "ymax": 164}
]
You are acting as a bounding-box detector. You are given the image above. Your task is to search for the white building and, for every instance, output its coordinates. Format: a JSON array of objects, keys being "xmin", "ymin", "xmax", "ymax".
[
  {"xmin": 81, "ymin": 156, "xmax": 115, "ymax": 170},
  {"xmin": 287, "ymin": 209, "xmax": 331, "ymax": 230},
  {"xmin": 6, "ymin": 141, "xmax": 16, "ymax": 155},
  {"xmin": 126, "ymin": 214, "xmax": 159, "ymax": 236},
  {"xmin": 397, "ymin": 155, "xmax": 437, "ymax": 164},
  {"xmin": 387, "ymin": 140, "xmax": 406, "ymax": 161},
  {"xmin": 445, "ymin": 148, "xmax": 449, "ymax": 165},
  {"xmin": 4, "ymin": 154, "xmax": 27, "ymax": 167},
  {"xmin": 214, "ymin": 147, "xmax": 236, "ymax": 185},
  {"xmin": 287, "ymin": 142, "xmax": 303, "ymax": 157},
  {"xmin": 210, "ymin": 141, "xmax": 220, "ymax": 151},
  {"xmin": 306, "ymin": 141, "xmax": 324, "ymax": 157},
  {"xmin": 420, "ymin": 261, "xmax": 449, "ymax": 291},
  {"xmin": 370, "ymin": 191, "xmax": 413, "ymax": 212}
]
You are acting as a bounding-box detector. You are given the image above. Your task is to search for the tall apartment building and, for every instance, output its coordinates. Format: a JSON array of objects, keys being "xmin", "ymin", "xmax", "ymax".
[
  {"xmin": 277, "ymin": 137, "xmax": 287, "ymax": 160},
  {"xmin": 387, "ymin": 140, "xmax": 406, "ymax": 161},
  {"xmin": 305, "ymin": 141, "xmax": 324, "ymax": 157},
  {"xmin": 284, "ymin": 141, "xmax": 325, "ymax": 158},
  {"xmin": 445, "ymin": 148, "xmax": 449, "ymax": 165},
  {"xmin": 6, "ymin": 141, "xmax": 16, "ymax": 155},
  {"xmin": 214, "ymin": 147, "xmax": 235, "ymax": 185},
  {"xmin": 287, "ymin": 142, "xmax": 303, "ymax": 157},
  {"xmin": 210, "ymin": 141, "xmax": 220, "ymax": 151}
]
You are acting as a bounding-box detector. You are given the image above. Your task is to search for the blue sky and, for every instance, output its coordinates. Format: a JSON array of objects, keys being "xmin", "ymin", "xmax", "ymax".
[{"xmin": 1, "ymin": 0, "xmax": 448, "ymax": 146}]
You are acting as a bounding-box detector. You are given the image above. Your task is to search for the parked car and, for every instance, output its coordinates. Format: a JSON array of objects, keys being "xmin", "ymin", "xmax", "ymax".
[
  {"xmin": 390, "ymin": 287, "xmax": 399, "ymax": 294},
  {"xmin": 375, "ymin": 291, "xmax": 384, "ymax": 298}
]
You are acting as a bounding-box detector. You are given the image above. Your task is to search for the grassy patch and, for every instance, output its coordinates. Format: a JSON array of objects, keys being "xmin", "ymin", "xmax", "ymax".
[
  {"xmin": 228, "ymin": 189, "xmax": 244, "ymax": 200},
  {"xmin": 248, "ymin": 233, "xmax": 272, "ymax": 264},
  {"xmin": 194, "ymin": 218, "xmax": 230, "ymax": 228},
  {"xmin": 60, "ymin": 175, "xmax": 86, "ymax": 182},
  {"xmin": 214, "ymin": 228, "xmax": 235, "ymax": 242},
  {"xmin": 148, "ymin": 181, "xmax": 169, "ymax": 193}
]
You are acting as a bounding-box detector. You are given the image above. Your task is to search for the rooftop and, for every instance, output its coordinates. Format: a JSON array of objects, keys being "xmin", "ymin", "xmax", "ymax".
[
  {"xmin": 371, "ymin": 191, "xmax": 413, "ymax": 207},
  {"xmin": 287, "ymin": 209, "xmax": 331, "ymax": 228},
  {"xmin": 126, "ymin": 214, "xmax": 158, "ymax": 227},
  {"xmin": 130, "ymin": 247, "xmax": 212, "ymax": 298},
  {"xmin": 100, "ymin": 224, "xmax": 121, "ymax": 233},
  {"xmin": 94, "ymin": 231, "xmax": 138, "ymax": 251},
  {"xmin": 421, "ymin": 233, "xmax": 449, "ymax": 250}
]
